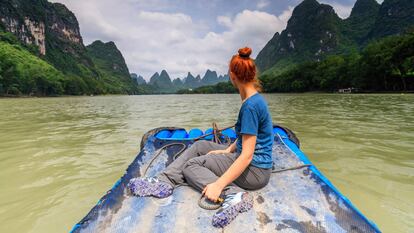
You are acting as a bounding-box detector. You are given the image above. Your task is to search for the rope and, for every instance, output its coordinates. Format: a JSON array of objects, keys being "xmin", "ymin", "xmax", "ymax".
[
  {"xmin": 272, "ymin": 164, "xmax": 312, "ymax": 173},
  {"xmin": 193, "ymin": 124, "xmax": 235, "ymax": 142},
  {"xmin": 212, "ymin": 122, "xmax": 220, "ymax": 143},
  {"xmin": 142, "ymin": 142, "xmax": 187, "ymax": 177},
  {"xmin": 198, "ymin": 195, "xmax": 224, "ymax": 210}
]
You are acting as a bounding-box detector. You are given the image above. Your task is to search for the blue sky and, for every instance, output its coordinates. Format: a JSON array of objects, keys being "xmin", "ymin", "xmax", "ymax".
[{"xmin": 52, "ymin": 0, "xmax": 381, "ymax": 80}]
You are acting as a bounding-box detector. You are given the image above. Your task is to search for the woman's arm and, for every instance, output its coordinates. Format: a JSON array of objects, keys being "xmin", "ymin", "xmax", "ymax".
[
  {"xmin": 226, "ymin": 139, "xmax": 237, "ymax": 153},
  {"xmin": 206, "ymin": 139, "xmax": 238, "ymax": 155},
  {"xmin": 203, "ymin": 134, "xmax": 256, "ymax": 201}
]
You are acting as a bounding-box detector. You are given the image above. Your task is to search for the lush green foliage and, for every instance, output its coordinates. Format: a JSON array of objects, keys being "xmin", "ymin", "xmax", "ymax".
[
  {"xmin": 261, "ymin": 33, "xmax": 414, "ymax": 92},
  {"xmin": 0, "ymin": 30, "xmax": 40, "ymax": 55},
  {"xmin": 0, "ymin": 0, "xmax": 96, "ymax": 76},
  {"xmin": 0, "ymin": 41, "xmax": 65, "ymax": 96},
  {"xmin": 255, "ymin": 0, "xmax": 355, "ymax": 72},
  {"xmin": 256, "ymin": 0, "xmax": 414, "ymax": 73},
  {"xmin": 0, "ymin": 0, "xmax": 146, "ymax": 96},
  {"xmin": 86, "ymin": 41, "xmax": 141, "ymax": 94},
  {"xmin": 0, "ymin": 31, "xmax": 144, "ymax": 96},
  {"xmin": 342, "ymin": 0, "xmax": 380, "ymax": 44},
  {"xmin": 368, "ymin": 0, "xmax": 414, "ymax": 39}
]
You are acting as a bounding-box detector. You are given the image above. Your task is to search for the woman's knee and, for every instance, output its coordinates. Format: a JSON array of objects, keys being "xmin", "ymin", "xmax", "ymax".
[
  {"xmin": 182, "ymin": 165, "xmax": 192, "ymax": 179},
  {"xmin": 192, "ymin": 140, "xmax": 208, "ymax": 148},
  {"xmin": 256, "ymin": 177, "xmax": 270, "ymax": 189},
  {"xmin": 237, "ymin": 171, "xmax": 271, "ymax": 190},
  {"xmin": 182, "ymin": 158, "xmax": 202, "ymax": 179},
  {"xmin": 184, "ymin": 156, "xmax": 203, "ymax": 169},
  {"xmin": 238, "ymin": 180, "xmax": 267, "ymax": 190},
  {"xmin": 183, "ymin": 155, "xmax": 216, "ymax": 177},
  {"xmin": 254, "ymin": 172, "xmax": 271, "ymax": 189},
  {"xmin": 189, "ymin": 140, "xmax": 209, "ymax": 153}
]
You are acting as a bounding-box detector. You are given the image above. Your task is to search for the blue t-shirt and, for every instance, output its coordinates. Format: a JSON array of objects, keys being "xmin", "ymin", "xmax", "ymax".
[{"xmin": 235, "ymin": 93, "xmax": 274, "ymax": 169}]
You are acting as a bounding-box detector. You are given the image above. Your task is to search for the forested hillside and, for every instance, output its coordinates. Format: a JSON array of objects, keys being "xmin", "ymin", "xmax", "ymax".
[{"xmin": 0, "ymin": 0, "xmax": 141, "ymax": 96}]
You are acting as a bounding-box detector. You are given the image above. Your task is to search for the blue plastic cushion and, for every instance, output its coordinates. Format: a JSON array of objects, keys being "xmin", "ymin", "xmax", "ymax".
[
  {"xmin": 222, "ymin": 128, "xmax": 237, "ymax": 139},
  {"xmin": 188, "ymin": 128, "xmax": 203, "ymax": 139},
  {"xmin": 170, "ymin": 129, "xmax": 188, "ymax": 139},
  {"xmin": 204, "ymin": 128, "xmax": 213, "ymax": 140},
  {"xmin": 155, "ymin": 130, "xmax": 172, "ymax": 139}
]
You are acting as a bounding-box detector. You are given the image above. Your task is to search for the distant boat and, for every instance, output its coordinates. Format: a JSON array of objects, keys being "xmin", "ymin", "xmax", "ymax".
[
  {"xmin": 71, "ymin": 125, "xmax": 380, "ymax": 233},
  {"xmin": 337, "ymin": 87, "xmax": 359, "ymax": 93}
]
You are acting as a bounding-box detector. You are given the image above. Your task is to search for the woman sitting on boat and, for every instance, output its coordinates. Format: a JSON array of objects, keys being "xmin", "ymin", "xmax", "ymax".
[{"xmin": 128, "ymin": 47, "xmax": 274, "ymax": 228}]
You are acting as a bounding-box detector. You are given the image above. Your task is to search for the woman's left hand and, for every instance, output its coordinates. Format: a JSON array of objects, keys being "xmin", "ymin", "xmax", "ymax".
[{"xmin": 202, "ymin": 182, "xmax": 224, "ymax": 202}]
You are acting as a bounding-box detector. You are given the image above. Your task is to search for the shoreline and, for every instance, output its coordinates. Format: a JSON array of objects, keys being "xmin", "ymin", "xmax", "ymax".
[{"xmin": 1, "ymin": 91, "xmax": 413, "ymax": 98}]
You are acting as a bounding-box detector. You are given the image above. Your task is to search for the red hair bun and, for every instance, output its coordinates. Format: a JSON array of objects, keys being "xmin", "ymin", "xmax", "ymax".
[{"xmin": 238, "ymin": 47, "xmax": 252, "ymax": 58}]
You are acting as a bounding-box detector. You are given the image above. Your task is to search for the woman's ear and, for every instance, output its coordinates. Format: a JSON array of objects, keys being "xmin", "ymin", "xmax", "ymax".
[
  {"xmin": 229, "ymin": 73, "xmax": 238, "ymax": 88},
  {"xmin": 229, "ymin": 71, "xmax": 236, "ymax": 81}
]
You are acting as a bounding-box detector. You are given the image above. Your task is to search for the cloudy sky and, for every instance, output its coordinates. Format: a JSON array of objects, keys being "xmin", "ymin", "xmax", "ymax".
[{"xmin": 51, "ymin": 0, "xmax": 380, "ymax": 80}]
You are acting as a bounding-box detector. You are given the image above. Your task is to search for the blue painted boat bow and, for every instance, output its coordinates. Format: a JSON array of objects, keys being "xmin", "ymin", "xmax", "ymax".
[{"xmin": 71, "ymin": 125, "xmax": 381, "ymax": 233}]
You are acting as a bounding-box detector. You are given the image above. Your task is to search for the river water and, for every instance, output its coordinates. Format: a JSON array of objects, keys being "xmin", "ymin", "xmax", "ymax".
[{"xmin": 0, "ymin": 94, "xmax": 413, "ymax": 233}]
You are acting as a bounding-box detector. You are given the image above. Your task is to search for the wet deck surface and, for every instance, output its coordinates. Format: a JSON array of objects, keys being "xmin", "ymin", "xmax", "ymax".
[{"xmin": 73, "ymin": 135, "xmax": 378, "ymax": 233}]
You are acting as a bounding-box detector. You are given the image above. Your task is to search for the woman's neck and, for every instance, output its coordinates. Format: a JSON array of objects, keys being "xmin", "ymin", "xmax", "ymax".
[{"xmin": 239, "ymin": 84, "xmax": 258, "ymax": 103}]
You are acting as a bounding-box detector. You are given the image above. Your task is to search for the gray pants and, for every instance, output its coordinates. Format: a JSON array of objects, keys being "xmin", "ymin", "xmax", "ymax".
[{"xmin": 158, "ymin": 140, "xmax": 271, "ymax": 196}]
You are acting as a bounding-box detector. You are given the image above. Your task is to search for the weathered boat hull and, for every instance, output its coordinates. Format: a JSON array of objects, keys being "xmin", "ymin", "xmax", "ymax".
[{"xmin": 71, "ymin": 126, "xmax": 380, "ymax": 233}]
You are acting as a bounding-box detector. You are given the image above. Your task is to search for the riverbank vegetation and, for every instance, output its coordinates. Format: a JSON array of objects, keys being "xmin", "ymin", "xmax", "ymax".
[
  {"xmin": 181, "ymin": 33, "xmax": 414, "ymax": 94},
  {"xmin": 261, "ymin": 33, "xmax": 414, "ymax": 92},
  {"xmin": 176, "ymin": 81, "xmax": 237, "ymax": 94},
  {"xmin": 0, "ymin": 39, "xmax": 65, "ymax": 96}
]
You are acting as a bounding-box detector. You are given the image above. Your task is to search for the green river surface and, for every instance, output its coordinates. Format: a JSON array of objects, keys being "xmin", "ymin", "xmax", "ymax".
[{"xmin": 0, "ymin": 94, "xmax": 413, "ymax": 233}]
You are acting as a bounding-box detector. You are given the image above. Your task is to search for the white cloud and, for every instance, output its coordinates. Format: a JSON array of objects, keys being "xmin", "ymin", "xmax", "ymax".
[
  {"xmin": 51, "ymin": 0, "xmax": 292, "ymax": 79},
  {"xmin": 217, "ymin": 16, "xmax": 232, "ymax": 28}
]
